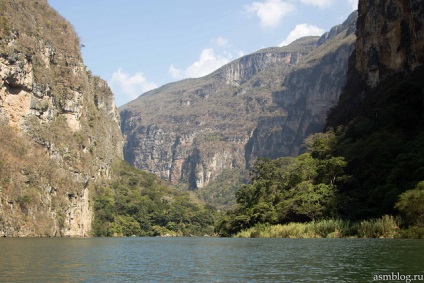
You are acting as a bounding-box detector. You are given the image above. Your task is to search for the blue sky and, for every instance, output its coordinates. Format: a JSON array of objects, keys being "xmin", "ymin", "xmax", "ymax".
[{"xmin": 48, "ymin": 0, "xmax": 358, "ymax": 106}]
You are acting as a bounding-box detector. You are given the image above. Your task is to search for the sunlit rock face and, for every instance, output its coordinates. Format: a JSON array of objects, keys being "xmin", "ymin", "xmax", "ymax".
[
  {"xmin": 355, "ymin": 0, "xmax": 424, "ymax": 87},
  {"xmin": 0, "ymin": 0, "xmax": 122, "ymax": 237},
  {"xmin": 326, "ymin": 0, "xmax": 424, "ymax": 129}
]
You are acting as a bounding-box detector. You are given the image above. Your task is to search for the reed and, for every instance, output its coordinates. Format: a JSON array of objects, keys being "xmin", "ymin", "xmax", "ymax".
[
  {"xmin": 234, "ymin": 216, "xmax": 400, "ymax": 238},
  {"xmin": 355, "ymin": 215, "xmax": 400, "ymax": 238}
]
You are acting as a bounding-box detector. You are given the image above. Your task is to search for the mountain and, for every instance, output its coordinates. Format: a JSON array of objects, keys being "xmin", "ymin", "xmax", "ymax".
[
  {"xmin": 120, "ymin": 12, "xmax": 357, "ymax": 198},
  {"xmin": 0, "ymin": 0, "xmax": 122, "ymax": 236}
]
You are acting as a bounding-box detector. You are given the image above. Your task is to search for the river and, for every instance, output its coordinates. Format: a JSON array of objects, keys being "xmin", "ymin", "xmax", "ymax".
[{"xmin": 0, "ymin": 237, "xmax": 423, "ymax": 282}]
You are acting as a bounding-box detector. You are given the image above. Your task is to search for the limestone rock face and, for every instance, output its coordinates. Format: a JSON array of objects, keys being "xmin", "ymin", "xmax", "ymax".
[
  {"xmin": 250, "ymin": 14, "xmax": 357, "ymax": 159},
  {"xmin": 121, "ymin": 13, "xmax": 357, "ymax": 191},
  {"xmin": 326, "ymin": 0, "xmax": 424, "ymax": 128},
  {"xmin": 0, "ymin": 0, "xmax": 122, "ymax": 237},
  {"xmin": 221, "ymin": 50, "xmax": 303, "ymax": 86},
  {"xmin": 355, "ymin": 0, "xmax": 424, "ymax": 87}
]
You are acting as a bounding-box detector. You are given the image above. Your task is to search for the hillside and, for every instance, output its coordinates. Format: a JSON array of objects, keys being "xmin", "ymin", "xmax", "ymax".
[{"xmin": 120, "ymin": 12, "xmax": 357, "ymax": 208}]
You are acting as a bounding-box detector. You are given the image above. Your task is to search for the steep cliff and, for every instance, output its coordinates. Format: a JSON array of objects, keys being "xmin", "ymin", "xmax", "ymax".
[
  {"xmin": 355, "ymin": 0, "xmax": 424, "ymax": 88},
  {"xmin": 248, "ymin": 12, "xmax": 357, "ymax": 160},
  {"xmin": 0, "ymin": 0, "xmax": 122, "ymax": 236},
  {"xmin": 120, "ymin": 12, "xmax": 357, "ymax": 196},
  {"xmin": 121, "ymin": 37, "xmax": 317, "ymax": 189},
  {"xmin": 327, "ymin": 0, "xmax": 424, "ymax": 127},
  {"xmin": 324, "ymin": 0, "xmax": 424, "ymax": 219}
]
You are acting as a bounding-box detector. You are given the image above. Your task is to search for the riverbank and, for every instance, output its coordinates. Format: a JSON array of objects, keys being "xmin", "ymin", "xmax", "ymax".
[{"xmin": 234, "ymin": 216, "xmax": 424, "ymax": 238}]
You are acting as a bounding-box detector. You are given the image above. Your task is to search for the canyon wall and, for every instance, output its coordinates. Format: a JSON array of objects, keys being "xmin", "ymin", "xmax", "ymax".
[
  {"xmin": 0, "ymin": 0, "xmax": 122, "ymax": 236},
  {"xmin": 120, "ymin": 12, "xmax": 357, "ymax": 192}
]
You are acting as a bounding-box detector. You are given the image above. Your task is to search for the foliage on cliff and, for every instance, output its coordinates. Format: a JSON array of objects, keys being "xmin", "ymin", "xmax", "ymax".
[
  {"xmin": 195, "ymin": 168, "xmax": 249, "ymax": 210},
  {"xmin": 0, "ymin": 125, "xmax": 76, "ymax": 236},
  {"xmin": 0, "ymin": 0, "xmax": 80, "ymax": 52},
  {"xmin": 326, "ymin": 0, "xmax": 424, "ymax": 222},
  {"xmin": 92, "ymin": 160, "xmax": 217, "ymax": 237},
  {"xmin": 328, "ymin": 71, "xmax": 424, "ymax": 221}
]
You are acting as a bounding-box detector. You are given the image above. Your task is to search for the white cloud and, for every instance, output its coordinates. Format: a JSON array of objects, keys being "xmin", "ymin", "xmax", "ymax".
[
  {"xmin": 168, "ymin": 65, "xmax": 183, "ymax": 79},
  {"xmin": 279, "ymin": 23, "xmax": 325, "ymax": 46},
  {"xmin": 245, "ymin": 0, "xmax": 295, "ymax": 28},
  {"xmin": 300, "ymin": 0, "xmax": 335, "ymax": 9},
  {"xmin": 168, "ymin": 48, "xmax": 233, "ymax": 80},
  {"xmin": 212, "ymin": 36, "xmax": 229, "ymax": 47},
  {"xmin": 109, "ymin": 68, "xmax": 157, "ymax": 106},
  {"xmin": 347, "ymin": 0, "xmax": 358, "ymax": 10}
]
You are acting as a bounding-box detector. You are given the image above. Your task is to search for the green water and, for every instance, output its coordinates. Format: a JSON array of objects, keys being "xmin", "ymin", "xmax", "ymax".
[{"xmin": 0, "ymin": 237, "xmax": 423, "ymax": 282}]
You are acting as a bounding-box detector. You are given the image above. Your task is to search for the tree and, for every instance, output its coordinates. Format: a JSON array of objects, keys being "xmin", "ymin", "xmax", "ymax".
[{"xmin": 216, "ymin": 134, "xmax": 348, "ymax": 236}]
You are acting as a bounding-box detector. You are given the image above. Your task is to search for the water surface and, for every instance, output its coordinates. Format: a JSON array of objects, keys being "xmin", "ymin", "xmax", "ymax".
[{"xmin": 0, "ymin": 237, "xmax": 423, "ymax": 282}]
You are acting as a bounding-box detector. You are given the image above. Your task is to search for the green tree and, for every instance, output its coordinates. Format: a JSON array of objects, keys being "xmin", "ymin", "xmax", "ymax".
[
  {"xmin": 216, "ymin": 132, "xmax": 348, "ymax": 236},
  {"xmin": 93, "ymin": 160, "xmax": 217, "ymax": 236}
]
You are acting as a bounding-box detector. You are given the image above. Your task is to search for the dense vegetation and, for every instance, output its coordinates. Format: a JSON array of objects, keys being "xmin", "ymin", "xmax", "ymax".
[
  {"xmin": 195, "ymin": 168, "xmax": 249, "ymax": 210},
  {"xmin": 92, "ymin": 160, "xmax": 217, "ymax": 237},
  {"xmin": 329, "ymin": 76, "xmax": 424, "ymax": 220},
  {"xmin": 215, "ymin": 132, "xmax": 348, "ymax": 236},
  {"xmin": 216, "ymin": 74, "xmax": 424, "ymax": 237}
]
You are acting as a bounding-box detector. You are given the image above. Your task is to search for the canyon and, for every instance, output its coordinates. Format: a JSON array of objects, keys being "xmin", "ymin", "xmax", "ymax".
[{"xmin": 120, "ymin": 12, "xmax": 357, "ymax": 196}]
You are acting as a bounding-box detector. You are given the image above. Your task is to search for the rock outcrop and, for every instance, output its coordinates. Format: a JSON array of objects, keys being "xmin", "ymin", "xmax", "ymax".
[
  {"xmin": 355, "ymin": 0, "xmax": 424, "ymax": 88},
  {"xmin": 120, "ymin": 12, "xmax": 357, "ymax": 192},
  {"xmin": 0, "ymin": 0, "xmax": 122, "ymax": 236},
  {"xmin": 326, "ymin": 0, "xmax": 424, "ymax": 128},
  {"xmin": 249, "ymin": 13, "xmax": 357, "ymax": 159}
]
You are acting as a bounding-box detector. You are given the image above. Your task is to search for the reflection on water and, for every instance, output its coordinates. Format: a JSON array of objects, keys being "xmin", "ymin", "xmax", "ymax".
[{"xmin": 0, "ymin": 237, "xmax": 423, "ymax": 282}]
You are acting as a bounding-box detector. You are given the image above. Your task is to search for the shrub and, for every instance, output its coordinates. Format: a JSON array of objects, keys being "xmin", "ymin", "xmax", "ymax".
[
  {"xmin": 395, "ymin": 181, "xmax": 424, "ymax": 227},
  {"xmin": 356, "ymin": 215, "xmax": 399, "ymax": 238},
  {"xmin": 234, "ymin": 216, "xmax": 400, "ymax": 238},
  {"xmin": 398, "ymin": 226, "xmax": 424, "ymax": 239}
]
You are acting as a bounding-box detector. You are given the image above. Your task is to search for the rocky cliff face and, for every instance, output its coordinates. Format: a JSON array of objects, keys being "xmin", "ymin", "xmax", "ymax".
[
  {"xmin": 248, "ymin": 13, "xmax": 357, "ymax": 160},
  {"xmin": 121, "ymin": 39, "xmax": 316, "ymax": 188},
  {"xmin": 0, "ymin": 0, "xmax": 122, "ymax": 236},
  {"xmin": 121, "ymin": 13, "xmax": 357, "ymax": 193},
  {"xmin": 355, "ymin": 0, "xmax": 424, "ymax": 88},
  {"xmin": 327, "ymin": 0, "xmax": 424, "ymax": 128}
]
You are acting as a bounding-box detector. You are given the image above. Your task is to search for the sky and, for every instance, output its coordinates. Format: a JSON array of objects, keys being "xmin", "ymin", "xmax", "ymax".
[{"xmin": 48, "ymin": 0, "xmax": 358, "ymax": 107}]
